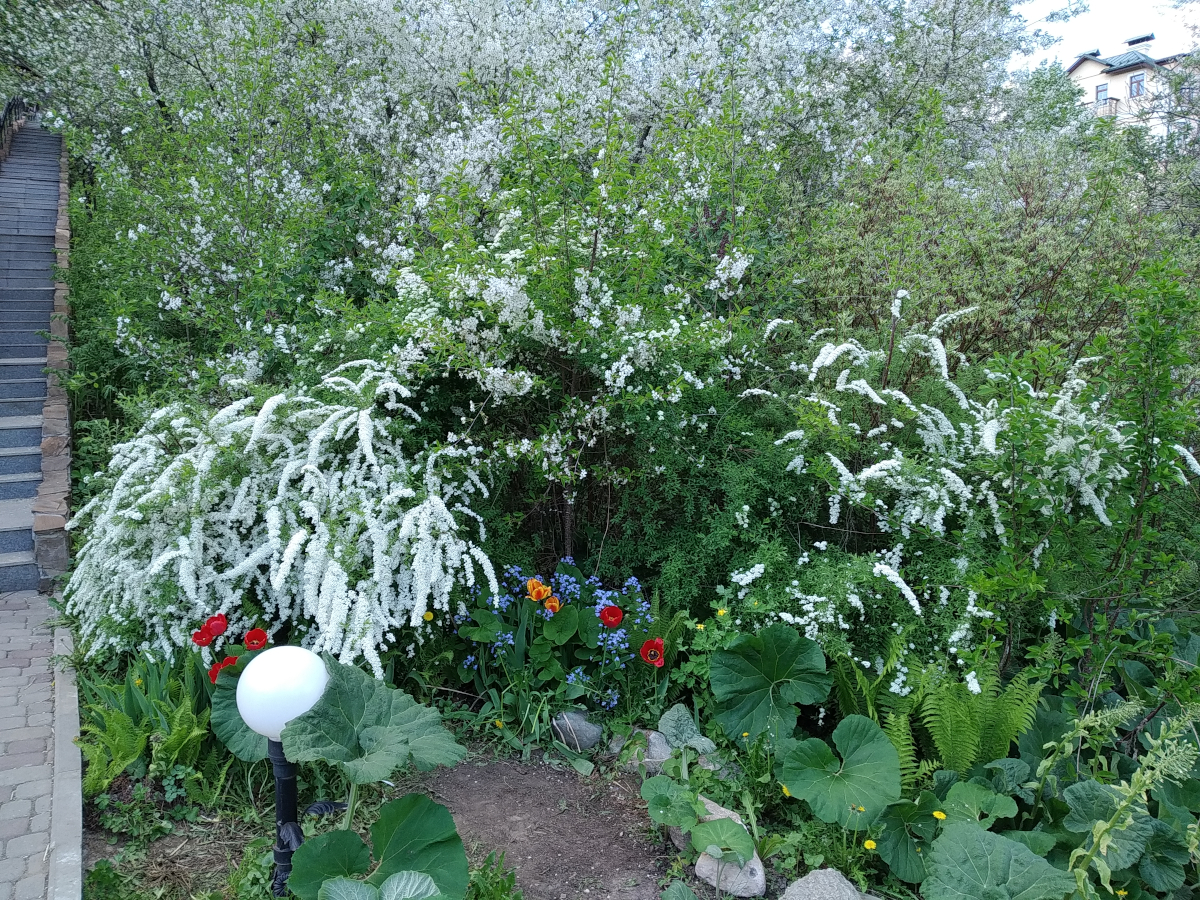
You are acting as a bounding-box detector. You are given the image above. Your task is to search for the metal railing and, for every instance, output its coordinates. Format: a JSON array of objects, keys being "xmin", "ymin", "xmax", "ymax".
[
  {"xmin": 0, "ymin": 98, "xmax": 30, "ymax": 160},
  {"xmin": 1094, "ymin": 98, "xmax": 1120, "ymax": 117}
]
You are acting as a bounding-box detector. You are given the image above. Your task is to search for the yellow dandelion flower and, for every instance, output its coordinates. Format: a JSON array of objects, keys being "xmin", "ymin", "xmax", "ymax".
[
  {"xmin": 696, "ymin": 623, "xmax": 705, "ymax": 630},
  {"xmin": 863, "ymin": 840, "xmax": 876, "ymax": 850},
  {"xmin": 422, "ymin": 611, "xmax": 434, "ymax": 621},
  {"xmin": 134, "ymin": 678, "xmax": 143, "ymax": 688},
  {"xmin": 932, "ymin": 810, "xmax": 946, "ymax": 820},
  {"xmin": 717, "ymin": 609, "xmax": 727, "ymax": 616},
  {"xmin": 494, "ymin": 720, "xmax": 504, "ymax": 729},
  {"xmin": 782, "ymin": 785, "xmax": 791, "ymax": 798},
  {"xmin": 742, "ymin": 732, "xmax": 750, "ymax": 738},
  {"xmin": 856, "ymin": 806, "xmax": 865, "ymax": 812},
  {"xmin": 1116, "ymin": 891, "xmax": 1128, "ymax": 897}
]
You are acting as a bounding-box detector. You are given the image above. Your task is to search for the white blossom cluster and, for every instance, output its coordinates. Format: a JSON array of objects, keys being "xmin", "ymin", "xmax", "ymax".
[{"xmin": 65, "ymin": 362, "xmax": 497, "ymax": 674}]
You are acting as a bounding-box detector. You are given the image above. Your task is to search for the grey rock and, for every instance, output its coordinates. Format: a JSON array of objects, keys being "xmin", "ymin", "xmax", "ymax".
[
  {"xmin": 669, "ymin": 796, "xmax": 744, "ymax": 852},
  {"xmin": 610, "ymin": 728, "xmax": 674, "ymax": 773},
  {"xmin": 551, "ymin": 710, "xmax": 602, "ymax": 751},
  {"xmin": 780, "ymin": 869, "xmax": 874, "ymax": 900},
  {"xmin": 695, "ymin": 849, "xmax": 766, "ymax": 897}
]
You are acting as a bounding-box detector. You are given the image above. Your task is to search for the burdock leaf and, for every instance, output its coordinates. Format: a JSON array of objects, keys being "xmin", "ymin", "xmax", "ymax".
[
  {"xmin": 924, "ymin": 824, "xmax": 1076, "ymax": 900},
  {"xmin": 282, "ymin": 655, "xmax": 466, "ymax": 784}
]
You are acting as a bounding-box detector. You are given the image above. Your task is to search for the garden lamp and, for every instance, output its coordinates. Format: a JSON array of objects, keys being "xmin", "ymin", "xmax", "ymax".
[{"xmin": 236, "ymin": 646, "xmax": 329, "ymax": 896}]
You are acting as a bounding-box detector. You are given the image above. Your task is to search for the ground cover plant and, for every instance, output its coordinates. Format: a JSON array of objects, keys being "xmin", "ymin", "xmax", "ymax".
[{"xmin": 5, "ymin": 0, "xmax": 1200, "ymax": 898}]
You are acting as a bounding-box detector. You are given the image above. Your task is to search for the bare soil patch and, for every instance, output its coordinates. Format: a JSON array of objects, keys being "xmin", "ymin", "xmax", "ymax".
[{"xmin": 428, "ymin": 757, "xmax": 679, "ymax": 900}]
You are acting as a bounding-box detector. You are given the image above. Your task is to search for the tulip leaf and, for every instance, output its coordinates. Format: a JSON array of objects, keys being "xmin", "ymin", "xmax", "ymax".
[
  {"xmin": 924, "ymin": 824, "xmax": 1077, "ymax": 900},
  {"xmin": 281, "ymin": 655, "xmax": 465, "ymax": 784},
  {"xmin": 778, "ymin": 714, "xmax": 900, "ymax": 828},
  {"xmin": 709, "ymin": 623, "xmax": 831, "ymax": 740}
]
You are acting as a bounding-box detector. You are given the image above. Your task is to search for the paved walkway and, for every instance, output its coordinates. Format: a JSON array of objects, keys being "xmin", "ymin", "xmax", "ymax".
[
  {"xmin": 0, "ymin": 591, "xmax": 55, "ymax": 900},
  {"xmin": 0, "ymin": 122, "xmax": 81, "ymax": 900}
]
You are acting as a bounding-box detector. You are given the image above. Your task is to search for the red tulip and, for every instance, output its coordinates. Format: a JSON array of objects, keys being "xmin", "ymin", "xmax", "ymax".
[
  {"xmin": 191, "ymin": 625, "xmax": 214, "ymax": 647},
  {"xmin": 640, "ymin": 637, "xmax": 665, "ymax": 668},
  {"xmin": 209, "ymin": 656, "xmax": 238, "ymax": 684},
  {"xmin": 600, "ymin": 605, "xmax": 624, "ymax": 628},
  {"xmin": 205, "ymin": 613, "xmax": 228, "ymax": 637},
  {"xmin": 244, "ymin": 629, "xmax": 269, "ymax": 651},
  {"xmin": 544, "ymin": 596, "xmax": 562, "ymax": 614}
]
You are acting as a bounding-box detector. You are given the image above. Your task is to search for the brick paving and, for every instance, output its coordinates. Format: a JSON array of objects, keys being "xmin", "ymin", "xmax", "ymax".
[{"xmin": 0, "ymin": 590, "xmax": 55, "ymax": 900}]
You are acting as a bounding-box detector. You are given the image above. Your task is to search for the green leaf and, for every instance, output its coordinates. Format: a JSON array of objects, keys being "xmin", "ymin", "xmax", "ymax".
[
  {"xmin": 689, "ymin": 818, "xmax": 754, "ymax": 865},
  {"xmin": 366, "ymin": 795, "xmax": 469, "ymax": 898},
  {"xmin": 1062, "ymin": 780, "xmax": 1152, "ymax": 871},
  {"xmin": 660, "ymin": 880, "xmax": 700, "ymax": 900},
  {"xmin": 542, "ymin": 604, "xmax": 579, "ymax": 645},
  {"xmin": 875, "ymin": 792, "xmax": 941, "ymax": 883},
  {"xmin": 458, "ymin": 609, "xmax": 503, "ymax": 643},
  {"xmin": 709, "ymin": 624, "xmax": 831, "ymax": 740},
  {"xmin": 378, "ymin": 871, "xmax": 442, "ymax": 900},
  {"xmin": 1000, "ymin": 831, "xmax": 1057, "ymax": 857},
  {"xmin": 924, "ymin": 824, "xmax": 1076, "ymax": 900},
  {"xmin": 282, "ymin": 656, "xmax": 465, "ymax": 783},
  {"xmin": 984, "ymin": 759, "xmax": 1033, "ymax": 803},
  {"xmin": 1137, "ymin": 818, "xmax": 1188, "ymax": 893},
  {"xmin": 577, "ymin": 606, "xmax": 602, "ymax": 649},
  {"xmin": 943, "ymin": 782, "xmax": 1018, "ymax": 830},
  {"xmin": 641, "ymin": 776, "xmax": 699, "ymax": 828},
  {"xmin": 658, "ymin": 704, "xmax": 716, "ymax": 755},
  {"xmin": 290, "ymin": 831, "xmax": 373, "ymax": 900},
  {"xmin": 318, "ymin": 878, "xmax": 380, "ymax": 900},
  {"xmin": 778, "ymin": 714, "xmax": 900, "ymax": 828},
  {"xmin": 210, "ymin": 679, "xmax": 267, "ymax": 762}
]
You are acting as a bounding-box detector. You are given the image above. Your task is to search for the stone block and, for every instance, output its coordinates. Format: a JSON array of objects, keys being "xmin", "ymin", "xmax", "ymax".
[{"xmin": 780, "ymin": 869, "xmax": 874, "ymax": 900}]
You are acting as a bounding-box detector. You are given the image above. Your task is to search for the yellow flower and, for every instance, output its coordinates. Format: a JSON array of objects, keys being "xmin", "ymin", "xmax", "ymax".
[
  {"xmin": 932, "ymin": 810, "xmax": 946, "ymax": 820},
  {"xmin": 717, "ymin": 609, "xmax": 727, "ymax": 616},
  {"xmin": 494, "ymin": 719, "xmax": 504, "ymax": 729},
  {"xmin": 863, "ymin": 840, "xmax": 876, "ymax": 850},
  {"xmin": 856, "ymin": 806, "xmax": 865, "ymax": 812},
  {"xmin": 742, "ymin": 732, "xmax": 750, "ymax": 738},
  {"xmin": 782, "ymin": 785, "xmax": 791, "ymax": 798},
  {"xmin": 134, "ymin": 678, "xmax": 143, "ymax": 688},
  {"xmin": 422, "ymin": 611, "xmax": 434, "ymax": 622},
  {"xmin": 696, "ymin": 623, "xmax": 705, "ymax": 630},
  {"xmin": 1116, "ymin": 891, "xmax": 1128, "ymax": 897}
]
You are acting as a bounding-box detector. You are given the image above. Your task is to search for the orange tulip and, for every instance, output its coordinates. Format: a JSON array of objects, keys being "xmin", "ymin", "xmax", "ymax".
[
  {"xmin": 544, "ymin": 596, "xmax": 562, "ymax": 614},
  {"xmin": 526, "ymin": 579, "xmax": 552, "ymax": 602}
]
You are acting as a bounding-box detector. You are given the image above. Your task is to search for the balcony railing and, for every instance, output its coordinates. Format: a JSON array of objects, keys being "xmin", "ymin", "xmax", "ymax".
[{"xmin": 1093, "ymin": 98, "xmax": 1120, "ymax": 117}]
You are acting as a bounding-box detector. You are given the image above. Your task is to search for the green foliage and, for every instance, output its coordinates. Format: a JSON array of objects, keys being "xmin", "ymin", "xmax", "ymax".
[
  {"xmin": 689, "ymin": 817, "xmax": 755, "ymax": 865},
  {"xmin": 317, "ymin": 872, "xmax": 442, "ymax": 900},
  {"xmin": 78, "ymin": 707, "xmax": 150, "ymax": 797},
  {"xmin": 289, "ymin": 795, "xmax": 469, "ymax": 900},
  {"xmin": 657, "ymin": 704, "xmax": 716, "ymax": 755},
  {"xmin": 923, "ymin": 824, "xmax": 1076, "ymax": 900},
  {"xmin": 281, "ymin": 655, "xmax": 466, "ymax": 784},
  {"xmin": 778, "ymin": 714, "xmax": 901, "ymax": 829},
  {"xmin": 709, "ymin": 624, "xmax": 831, "ymax": 740},
  {"xmin": 464, "ymin": 853, "xmax": 522, "ymax": 900},
  {"xmin": 874, "ymin": 792, "xmax": 941, "ymax": 883}
]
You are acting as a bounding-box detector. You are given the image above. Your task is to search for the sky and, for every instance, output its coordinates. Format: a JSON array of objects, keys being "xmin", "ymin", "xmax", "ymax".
[{"xmin": 1015, "ymin": 0, "xmax": 1198, "ymax": 69}]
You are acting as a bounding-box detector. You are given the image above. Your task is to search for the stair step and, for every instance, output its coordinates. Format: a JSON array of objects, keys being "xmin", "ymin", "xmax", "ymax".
[
  {"xmin": 0, "ymin": 379, "xmax": 46, "ymax": 400},
  {"xmin": 0, "ymin": 446, "xmax": 40, "ymax": 475},
  {"xmin": 0, "ymin": 398, "xmax": 46, "ymax": 416},
  {"xmin": 0, "ymin": 550, "xmax": 39, "ymax": 592},
  {"xmin": 0, "ymin": 498, "xmax": 34, "ymax": 554},
  {"xmin": 0, "ymin": 416, "xmax": 41, "ymax": 449},
  {"xmin": 0, "ymin": 472, "xmax": 40, "ymax": 501}
]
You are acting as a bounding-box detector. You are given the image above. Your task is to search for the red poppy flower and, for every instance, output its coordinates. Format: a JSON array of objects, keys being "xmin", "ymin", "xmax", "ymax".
[
  {"xmin": 600, "ymin": 605, "xmax": 624, "ymax": 628},
  {"xmin": 544, "ymin": 596, "xmax": 562, "ymax": 614},
  {"xmin": 209, "ymin": 656, "xmax": 238, "ymax": 684},
  {"xmin": 244, "ymin": 629, "xmax": 269, "ymax": 651},
  {"xmin": 526, "ymin": 579, "xmax": 552, "ymax": 602},
  {"xmin": 640, "ymin": 637, "xmax": 665, "ymax": 668},
  {"xmin": 191, "ymin": 625, "xmax": 214, "ymax": 647},
  {"xmin": 205, "ymin": 613, "xmax": 228, "ymax": 637}
]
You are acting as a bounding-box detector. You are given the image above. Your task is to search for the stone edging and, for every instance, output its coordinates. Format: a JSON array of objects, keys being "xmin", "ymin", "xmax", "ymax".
[
  {"xmin": 47, "ymin": 625, "xmax": 83, "ymax": 900},
  {"xmin": 33, "ymin": 140, "xmax": 71, "ymax": 590}
]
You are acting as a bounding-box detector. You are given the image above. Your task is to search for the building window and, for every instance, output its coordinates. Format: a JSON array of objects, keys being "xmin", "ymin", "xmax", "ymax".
[
  {"xmin": 1130, "ymin": 72, "xmax": 1145, "ymax": 97},
  {"xmin": 1096, "ymin": 83, "xmax": 1108, "ymax": 104}
]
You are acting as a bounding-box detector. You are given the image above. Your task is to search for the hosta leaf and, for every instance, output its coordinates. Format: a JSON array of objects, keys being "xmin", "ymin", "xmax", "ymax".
[
  {"xmin": 290, "ymin": 831, "xmax": 373, "ymax": 900},
  {"xmin": 210, "ymin": 678, "xmax": 267, "ymax": 762},
  {"xmin": 778, "ymin": 714, "xmax": 900, "ymax": 828},
  {"xmin": 710, "ymin": 624, "xmax": 831, "ymax": 740},
  {"xmin": 1137, "ymin": 818, "xmax": 1188, "ymax": 893},
  {"xmin": 378, "ymin": 871, "xmax": 442, "ymax": 900},
  {"xmin": 943, "ymin": 782, "xmax": 1018, "ymax": 830},
  {"xmin": 875, "ymin": 792, "xmax": 941, "ymax": 883},
  {"xmin": 658, "ymin": 704, "xmax": 716, "ymax": 754},
  {"xmin": 367, "ymin": 794, "xmax": 469, "ymax": 898},
  {"xmin": 924, "ymin": 823, "xmax": 1076, "ymax": 900},
  {"xmin": 1062, "ymin": 780, "xmax": 1152, "ymax": 871},
  {"xmin": 689, "ymin": 817, "xmax": 754, "ymax": 864},
  {"xmin": 318, "ymin": 878, "xmax": 379, "ymax": 900},
  {"xmin": 282, "ymin": 655, "xmax": 465, "ymax": 783}
]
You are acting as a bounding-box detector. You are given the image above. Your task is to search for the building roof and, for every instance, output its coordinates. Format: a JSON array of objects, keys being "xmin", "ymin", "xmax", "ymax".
[{"xmin": 1067, "ymin": 48, "xmax": 1187, "ymax": 76}]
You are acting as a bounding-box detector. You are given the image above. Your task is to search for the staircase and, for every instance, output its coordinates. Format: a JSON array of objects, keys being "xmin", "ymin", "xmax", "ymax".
[{"xmin": 0, "ymin": 123, "xmax": 61, "ymax": 592}]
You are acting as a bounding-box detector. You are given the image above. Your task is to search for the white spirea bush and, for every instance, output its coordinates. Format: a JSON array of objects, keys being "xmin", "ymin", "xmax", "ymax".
[{"xmin": 65, "ymin": 361, "xmax": 497, "ymax": 674}]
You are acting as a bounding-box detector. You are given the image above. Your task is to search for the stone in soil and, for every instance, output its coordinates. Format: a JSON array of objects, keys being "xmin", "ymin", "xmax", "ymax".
[
  {"xmin": 551, "ymin": 710, "xmax": 602, "ymax": 751},
  {"xmin": 780, "ymin": 868, "xmax": 876, "ymax": 899},
  {"xmin": 609, "ymin": 728, "xmax": 673, "ymax": 774},
  {"xmin": 666, "ymin": 796, "xmax": 764, "ymax": 898}
]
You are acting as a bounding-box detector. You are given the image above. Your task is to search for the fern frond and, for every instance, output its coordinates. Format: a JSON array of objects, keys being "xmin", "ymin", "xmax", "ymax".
[
  {"xmin": 884, "ymin": 710, "xmax": 920, "ymax": 791},
  {"xmin": 978, "ymin": 671, "xmax": 1044, "ymax": 763},
  {"xmin": 832, "ymin": 657, "xmax": 865, "ymax": 719},
  {"xmin": 921, "ymin": 681, "xmax": 981, "ymax": 775}
]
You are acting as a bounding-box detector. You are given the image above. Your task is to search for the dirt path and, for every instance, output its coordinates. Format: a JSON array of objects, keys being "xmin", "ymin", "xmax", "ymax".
[{"xmin": 428, "ymin": 758, "xmax": 675, "ymax": 900}]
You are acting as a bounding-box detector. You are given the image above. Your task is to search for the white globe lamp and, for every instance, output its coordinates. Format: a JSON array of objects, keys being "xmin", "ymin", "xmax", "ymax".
[{"xmin": 236, "ymin": 645, "xmax": 329, "ymax": 740}]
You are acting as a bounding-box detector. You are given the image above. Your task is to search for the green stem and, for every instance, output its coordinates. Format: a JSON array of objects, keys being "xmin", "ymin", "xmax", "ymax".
[{"xmin": 342, "ymin": 782, "xmax": 358, "ymax": 831}]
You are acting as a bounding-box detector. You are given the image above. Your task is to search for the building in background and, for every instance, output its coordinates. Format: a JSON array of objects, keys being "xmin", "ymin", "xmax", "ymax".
[{"xmin": 1067, "ymin": 34, "xmax": 1187, "ymax": 135}]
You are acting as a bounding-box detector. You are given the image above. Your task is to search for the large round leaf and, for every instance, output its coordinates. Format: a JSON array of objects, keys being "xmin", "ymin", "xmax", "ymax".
[
  {"xmin": 542, "ymin": 605, "xmax": 579, "ymax": 645},
  {"xmin": 319, "ymin": 879, "xmax": 379, "ymax": 900},
  {"xmin": 875, "ymin": 792, "xmax": 940, "ymax": 883},
  {"xmin": 210, "ymin": 676, "xmax": 267, "ymax": 762},
  {"xmin": 1137, "ymin": 818, "xmax": 1188, "ymax": 893},
  {"xmin": 290, "ymin": 830, "xmax": 373, "ymax": 900},
  {"xmin": 379, "ymin": 871, "xmax": 442, "ymax": 900},
  {"xmin": 366, "ymin": 794, "xmax": 469, "ymax": 899},
  {"xmin": 924, "ymin": 824, "xmax": 1076, "ymax": 900},
  {"xmin": 1062, "ymin": 779, "xmax": 1153, "ymax": 871},
  {"xmin": 778, "ymin": 714, "xmax": 900, "ymax": 828},
  {"xmin": 689, "ymin": 817, "xmax": 755, "ymax": 865},
  {"xmin": 709, "ymin": 624, "xmax": 831, "ymax": 740},
  {"xmin": 942, "ymin": 782, "xmax": 1018, "ymax": 830},
  {"xmin": 641, "ymin": 775, "xmax": 699, "ymax": 828}
]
